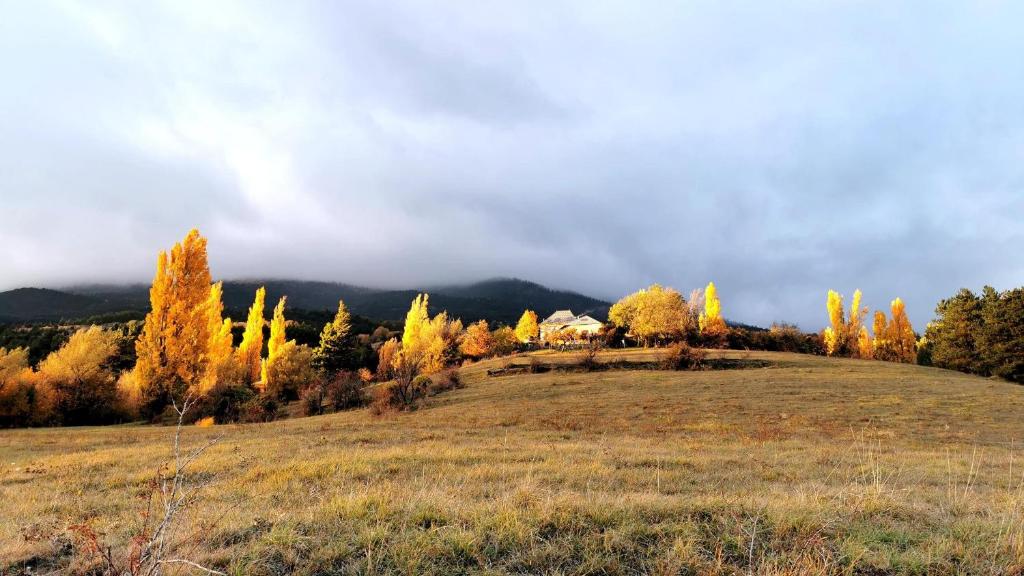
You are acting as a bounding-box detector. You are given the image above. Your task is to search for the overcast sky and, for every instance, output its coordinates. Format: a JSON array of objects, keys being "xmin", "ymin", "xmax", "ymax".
[{"xmin": 1, "ymin": 1, "xmax": 1022, "ymax": 329}]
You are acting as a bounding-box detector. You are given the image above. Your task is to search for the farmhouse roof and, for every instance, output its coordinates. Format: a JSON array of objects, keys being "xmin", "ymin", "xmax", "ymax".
[
  {"xmin": 541, "ymin": 310, "xmax": 576, "ymax": 324},
  {"xmin": 564, "ymin": 315, "xmax": 603, "ymax": 327}
]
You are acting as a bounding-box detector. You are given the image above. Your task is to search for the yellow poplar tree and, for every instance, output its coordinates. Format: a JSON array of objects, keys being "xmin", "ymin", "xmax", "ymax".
[
  {"xmin": 134, "ymin": 229, "xmax": 213, "ymax": 413},
  {"xmin": 857, "ymin": 325, "xmax": 873, "ymax": 359},
  {"xmin": 260, "ymin": 296, "xmax": 290, "ymax": 393},
  {"xmin": 698, "ymin": 281, "xmax": 728, "ymax": 345},
  {"xmin": 872, "ymin": 310, "xmax": 891, "ymax": 361},
  {"xmin": 236, "ymin": 287, "xmax": 266, "ymax": 386},
  {"xmin": 514, "ymin": 310, "xmax": 539, "ymax": 343},
  {"xmin": 887, "ymin": 298, "xmax": 917, "ymax": 364},
  {"xmin": 201, "ymin": 281, "xmax": 235, "ymax": 394},
  {"xmin": 823, "ymin": 290, "xmax": 846, "ymax": 356},
  {"xmin": 402, "ymin": 294, "xmax": 430, "ymax": 358},
  {"xmin": 847, "ymin": 289, "xmax": 867, "ymax": 352}
]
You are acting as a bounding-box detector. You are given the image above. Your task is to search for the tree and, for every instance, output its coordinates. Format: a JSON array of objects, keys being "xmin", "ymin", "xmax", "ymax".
[
  {"xmin": 419, "ymin": 312, "xmax": 463, "ymax": 374},
  {"xmin": 376, "ymin": 338, "xmax": 401, "ymax": 381},
  {"xmin": 260, "ymin": 296, "xmax": 289, "ymax": 393},
  {"xmin": 698, "ymin": 281, "xmax": 728, "ymax": 347},
  {"xmin": 823, "ymin": 290, "xmax": 846, "ymax": 356},
  {"xmin": 856, "ymin": 326, "xmax": 873, "ymax": 359},
  {"xmin": 312, "ymin": 300, "xmax": 353, "ymax": 375},
  {"xmin": 887, "ymin": 298, "xmax": 917, "ymax": 363},
  {"xmin": 609, "ymin": 284, "xmax": 690, "ymax": 346},
  {"xmin": 979, "ymin": 287, "xmax": 1024, "ymax": 382},
  {"xmin": 262, "ymin": 342, "xmax": 315, "ymax": 401},
  {"xmin": 872, "ymin": 310, "xmax": 893, "ymax": 361},
  {"xmin": 38, "ymin": 327, "xmax": 121, "ymax": 425},
  {"xmin": 460, "ymin": 320, "xmax": 495, "ymax": 359},
  {"xmin": 236, "ymin": 287, "xmax": 266, "ymax": 386},
  {"xmin": 514, "ymin": 310, "xmax": 539, "ymax": 343},
  {"xmin": 398, "ymin": 294, "xmax": 463, "ymax": 374},
  {"xmin": 848, "ymin": 289, "xmax": 868, "ymax": 353},
  {"xmin": 202, "ymin": 282, "xmax": 235, "ymax": 394},
  {"xmin": 134, "ymin": 229, "xmax": 214, "ymax": 417},
  {"xmin": 492, "ymin": 326, "xmax": 518, "ymax": 357},
  {"xmin": 0, "ymin": 347, "xmax": 41, "ymax": 427},
  {"xmin": 402, "ymin": 293, "xmax": 430, "ymax": 355}
]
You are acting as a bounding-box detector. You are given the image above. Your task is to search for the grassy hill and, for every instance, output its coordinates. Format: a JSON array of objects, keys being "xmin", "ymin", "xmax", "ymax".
[
  {"xmin": 3, "ymin": 351, "xmax": 1024, "ymax": 574},
  {"xmin": 0, "ymin": 278, "xmax": 609, "ymax": 325}
]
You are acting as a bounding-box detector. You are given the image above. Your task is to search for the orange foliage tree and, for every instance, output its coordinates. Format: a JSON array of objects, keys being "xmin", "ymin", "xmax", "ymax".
[{"xmin": 134, "ymin": 229, "xmax": 214, "ymax": 416}]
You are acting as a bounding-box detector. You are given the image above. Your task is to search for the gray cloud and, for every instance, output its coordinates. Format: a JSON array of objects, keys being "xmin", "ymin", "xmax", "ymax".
[{"xmin": 1, "ymin": 0, "xmax": 1022, "ymax": 330}]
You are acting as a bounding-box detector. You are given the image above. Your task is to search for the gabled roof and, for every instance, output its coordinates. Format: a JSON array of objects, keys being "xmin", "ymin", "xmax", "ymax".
[
  {"xmin": 564, "ymin": 315, "xmax": 603, "ymax": 327},
  {"xmin": 541, "ymin": 309, "xmax": 575, "ymax": 324}
]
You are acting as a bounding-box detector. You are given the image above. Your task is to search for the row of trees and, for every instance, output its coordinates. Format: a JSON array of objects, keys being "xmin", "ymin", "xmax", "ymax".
[
  {"xmin": 607, "ymin": 282, "xmax": 727, "ymax": 346},
  {"xmin": 822, "ymin": 289, "xmax": 918, "ymax": 363},
  {"xmin": 924, "ymin": 286, "xmax": 1024, "ymax": 382}
]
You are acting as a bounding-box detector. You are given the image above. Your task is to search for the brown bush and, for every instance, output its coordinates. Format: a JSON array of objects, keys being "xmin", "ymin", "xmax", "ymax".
[
  {"xmin": 370, "ymin": 372, "xmax": 429, "ymax": 415},
  {"xmin": 300, "ymin": 384, "xmax": 325, "ymax": 416},
  {"xmin": 577, "ymin": 338, "xmax": 605, "ymax": 371},
  {"xmin": 326, "ymin": 371, "xmax": 367, "ymax": 411},
  {"xmin": 427, "ymin": 369, "xmax": 462, "ymax": 395},
  {"xmin": 662, "ymin": 342, "xmax": 706, "ymax": 370}
]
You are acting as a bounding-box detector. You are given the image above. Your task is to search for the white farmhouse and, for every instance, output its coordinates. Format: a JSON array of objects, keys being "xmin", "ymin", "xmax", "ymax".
[{"xmin": 538, "ymin": 309, "xmax": 605, "ymax": 340}]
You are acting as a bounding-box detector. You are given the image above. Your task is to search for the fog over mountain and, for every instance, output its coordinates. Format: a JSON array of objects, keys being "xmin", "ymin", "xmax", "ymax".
[{"xmin": 2, "ymin": 1, "xmax": 1022, "ymax": 329}]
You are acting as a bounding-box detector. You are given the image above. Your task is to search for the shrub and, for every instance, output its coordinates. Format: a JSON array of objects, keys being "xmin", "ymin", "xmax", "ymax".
[
  {"xmin": 577, "ymin": 338, "xmax": 605, "ymax": 371},
  {"xmin": 326, "ymin": 371, "xmax": 367, "ymax": 411},
  {"xmin": 370, "ymin": 372, "xmax": 429, "ymax": 415},
  {"xmin": 300, "ymin": 384, "xmax": 325, "ymax": 416},
  {"xmin": 240, "ymin": 395, "xmax": 279, "ymax": 423},
  {"xmin": 662, "ymin": 342, "xmax": 706, "ymax": 370},
  {"xmin": 428, "ymin": 369, "xmax": 462, "ymax": 395}
]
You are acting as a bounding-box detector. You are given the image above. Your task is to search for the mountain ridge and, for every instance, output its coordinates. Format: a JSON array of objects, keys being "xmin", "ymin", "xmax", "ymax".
[{"xmin": 0, "ymin": 278, "xmax": 610, "ymax": 326}]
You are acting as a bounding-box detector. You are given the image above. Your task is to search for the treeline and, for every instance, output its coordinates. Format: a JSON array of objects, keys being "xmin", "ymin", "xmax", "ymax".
[
  {"xmin": 923, "ymin": 286, "xmax": 1024, "ymax": 383},
  {"xmin": 0, "ymin": 230, "xmax": 549, "ymax": 427},
  {"xmin": 818, "ymin": 289, "xmax": 919, "ymax": 363}
]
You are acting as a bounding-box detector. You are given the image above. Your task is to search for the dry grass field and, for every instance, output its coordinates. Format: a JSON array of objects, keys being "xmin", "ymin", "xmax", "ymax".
[{"xmin": 4, "ymin": 349, "xmax": 1024, "ymax": 575}]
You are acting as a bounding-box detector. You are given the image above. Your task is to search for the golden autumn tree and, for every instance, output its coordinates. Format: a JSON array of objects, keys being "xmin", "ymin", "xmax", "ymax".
[
  {"xmin": 460, "ymin": 320, "xmax": 495, "ymax": 359},
  {"xmin": 39, "ymin": 326, "xmax": 121, "ymax": 425},
  {"xmin": 609, "ymin": 284, "xmax": 689, "ymax": 346},
  {"xmin": 134, "ymin": 229, "xmax": 213, "ymax": 416},
  {"xmin": 398, "ymin": 294, "xmax": 463, "ymax": 374},
  {"xmin": 698, "ymin": 281, "xmax": 728, "ymax": 346},
  {"xmin": 402, "ymin": 294, "xmax": 430, "ymax": 352},
  {"xmin": 376, "ymin": 338, "xmax": 401, "ymax": 381},
  {"xmin": 420, "ymin": 312, "xmax": 463, "ymax": 374},
  {"xmin": 823, "ymin": 290, "xmax": 846, "ymax": 356},
  {"xmin": 843, "ymin": 286, "xmax": 868, "ymax": 350},
  {"xmin": 872, "ymin": 310, "xmax": 891, "ymax": 360},
  {"xmin": 259, "ymin": 296, "xmax": 289, "ymax": 391},
  {"xmin": 857, "ymin": 325, "xmax": 873, "ymax": 359},
  {"xmin": 236, "ymin": 287, "xmax": 266, "ymax": 386},
  {"xmin": 887, "ymin": 298, "xmax": 917, "ymax": 364},
  {"xmin": 514, "ymin": 310, "xmax": 539, "ymax": 343},
  {"xmin": 201, "ymin": 281, "xmax": 236, "ymax": 394}
]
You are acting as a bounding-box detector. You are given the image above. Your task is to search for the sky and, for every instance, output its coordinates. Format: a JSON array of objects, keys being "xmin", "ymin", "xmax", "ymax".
[{"xmin": 1, "ymin": 1, "xmax": 1022, "ymax": 330}]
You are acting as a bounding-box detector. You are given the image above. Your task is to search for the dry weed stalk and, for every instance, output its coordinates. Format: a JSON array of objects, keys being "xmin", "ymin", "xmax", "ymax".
[{"xmin": 70, "ymin": 392, "xmax": 225, "ymax": 576}]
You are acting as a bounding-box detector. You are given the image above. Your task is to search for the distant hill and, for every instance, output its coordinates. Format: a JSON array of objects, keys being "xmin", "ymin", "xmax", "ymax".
[{"xmin": 0, "ymin": 278, "xmax": 610, "ymax": 326}]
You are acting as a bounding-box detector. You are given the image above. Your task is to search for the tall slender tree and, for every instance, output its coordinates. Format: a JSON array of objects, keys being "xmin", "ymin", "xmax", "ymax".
[
  {"xmin": 134, "ymin": 229, "xmax": 213, "ymax": 416},
  {"xmin": 823, "ymin": 290, "xmax": 846, "ymax": 356},
  {"xmin": 312, "ymin": 300, "xmax": 353, "ymax": 374},
  {"xmin": 201, "ymin": 281, "xmax": 235, "ymax": 394},
  {"xmin": 887, "ymin": 298, "xmax": 916, "ymax": 363},
  {"xmin": 236, "ymin": 287, "xmax": 266, "ymax": 386},
  {"xmin": 699, "ymin": 281, "xmax": 728, "ymax": 346}
]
